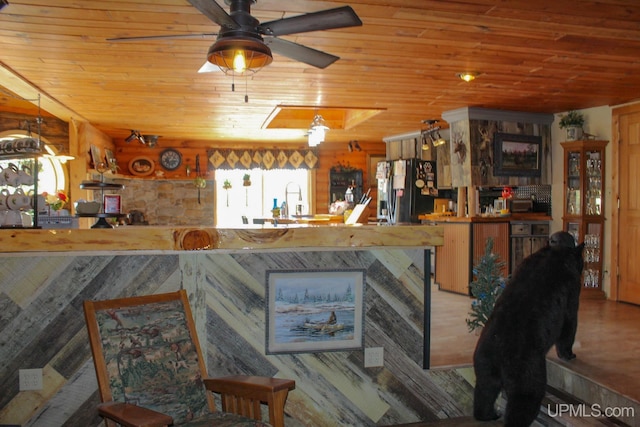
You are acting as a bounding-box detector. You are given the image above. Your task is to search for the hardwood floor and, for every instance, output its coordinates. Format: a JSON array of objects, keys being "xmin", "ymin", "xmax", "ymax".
[{"xmin": 429, "ymin": 284, "xmax": 640, "ymax": 403}]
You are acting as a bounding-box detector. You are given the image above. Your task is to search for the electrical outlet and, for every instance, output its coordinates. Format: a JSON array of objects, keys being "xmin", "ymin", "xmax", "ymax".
[
  {"xmin": 19, "ymin": 368, "xmax": 43, "ymax": 391},
  {"xmin": 364, "ymin": 347, "xmax": 384, "ymax": 368}
]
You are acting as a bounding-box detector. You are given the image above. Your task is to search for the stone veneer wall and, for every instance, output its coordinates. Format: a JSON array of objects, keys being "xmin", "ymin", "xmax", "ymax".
[{"xmin": 88, "ymin": 177, "xmax": 215, "ymax": 226}]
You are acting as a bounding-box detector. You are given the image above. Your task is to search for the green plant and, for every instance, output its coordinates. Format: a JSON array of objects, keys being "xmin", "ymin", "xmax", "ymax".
[
  {"xmin": 223, "ymin": 179, "xmax": 232, "ymax": 190},
  {"xmin": 466, "ymin": 238, "xmax": 506, "ymax": 332},
  {"xmin": 558, "ymin": 110, "xmax": 585, "ymax": 129},
  {"xmin": 243, "ymin": 173, "xmax": 250, "ymax": 181}
]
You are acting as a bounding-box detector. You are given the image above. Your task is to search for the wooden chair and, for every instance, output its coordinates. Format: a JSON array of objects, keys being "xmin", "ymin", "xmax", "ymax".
[{"xmin": 84, "ymin": 290, "xmax": 295, "ymax": 427}]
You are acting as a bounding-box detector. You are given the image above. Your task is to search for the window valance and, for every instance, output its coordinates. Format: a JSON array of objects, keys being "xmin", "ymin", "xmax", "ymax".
[{"xmin": 207, "ymin": 148, "xmax": 318, "ymax": 170}]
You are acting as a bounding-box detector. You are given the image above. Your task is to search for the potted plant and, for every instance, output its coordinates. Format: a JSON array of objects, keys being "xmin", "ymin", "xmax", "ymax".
[
  {"xmin": 558, "ymin": 110, "xmax": 585, "ymax": 141},
  {"xmin": 242, "ymin": 173, "xmax": 251, "ymax": 186}
]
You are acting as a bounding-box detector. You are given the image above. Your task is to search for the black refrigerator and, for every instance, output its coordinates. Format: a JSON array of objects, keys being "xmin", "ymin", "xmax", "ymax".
[{"xmin": 390, "ymin": 158, "xmax": 437, "ymax": 223}]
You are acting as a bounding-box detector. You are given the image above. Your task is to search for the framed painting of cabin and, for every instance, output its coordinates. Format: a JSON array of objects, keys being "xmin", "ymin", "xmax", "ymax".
[
  {"xmin": 493, "ymin": 133, "xmax": 542, "ymax": 177},
  {"xmin": 265, "ymin": 269, "xmax": 365, "ymax": 354}
]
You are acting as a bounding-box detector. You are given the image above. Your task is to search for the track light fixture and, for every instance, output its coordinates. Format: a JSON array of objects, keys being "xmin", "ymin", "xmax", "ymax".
[
  {"xmin": 125, "ymin": 130, "xmax": 156, "ymax": 146},
  {"xmin": 421, "ymin": 119, "xmax": 447, "ymax": 149},
  {"xmin": 143, "ymin": 135, "xmax": 159, "ymax": 148},
  {"xmin": 125, "ymin": 130, "xmax": 140, "ymax": 143}
]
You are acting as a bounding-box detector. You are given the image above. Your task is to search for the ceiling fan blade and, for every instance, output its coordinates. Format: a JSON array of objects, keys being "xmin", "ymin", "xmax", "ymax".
[
  {"xmin": 107, "ymin": 33, "xmax": 218, "ymax": 42},
  {"xmin": 187, "ymin": 0, "xmax": 239, "ymax": 29},
  {"xmin": 198, "ymin": 61, "xmax": 222, "ymax": 73},
  {"xmin": 259, "ymin": 6, "xmax": 362, "ymax": 37},
  {"xmin": 265, "ymin": 37, "xmax": 339, "ymax": 69}
]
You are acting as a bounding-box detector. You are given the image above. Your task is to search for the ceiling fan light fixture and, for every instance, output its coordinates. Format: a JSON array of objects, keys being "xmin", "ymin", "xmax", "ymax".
[
  {"xmin": 207, "ymin": 37, "xmax": 273, "ymax": 74},
  {"xmin": 457, "ymin": 72, "xmax": 479, "ymax": 82}
]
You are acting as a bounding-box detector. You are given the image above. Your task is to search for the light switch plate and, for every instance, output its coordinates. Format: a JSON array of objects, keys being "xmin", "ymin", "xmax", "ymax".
[
  {"xmin": 364, "ymin": 347, "xmax": 384, "ymax": 367},
  {"xmin": 19, "ymin": 368, "xmax": 43, "ymax": 391}
]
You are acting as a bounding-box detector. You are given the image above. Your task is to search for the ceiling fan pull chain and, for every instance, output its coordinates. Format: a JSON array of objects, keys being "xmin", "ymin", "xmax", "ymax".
[{"xmin": 245, "ymin": 75, "xmax": 249, "ymax": 103}]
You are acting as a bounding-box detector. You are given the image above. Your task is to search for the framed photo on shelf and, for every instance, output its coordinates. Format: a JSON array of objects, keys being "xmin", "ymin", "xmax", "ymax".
[
  {"xmin": 493, "ymin": 133, "xmax": 542, "ymax": 177},
  {"xmin": 103, "ymin": 195, "xmax": 121, "ymax": 214},
  {"xmin": 90, "ymin": 144, "xmax": 102, "ymax": 169},
  {"xmin": 265, "ymin": 269, "xmax": 365, "ymax": 355}
]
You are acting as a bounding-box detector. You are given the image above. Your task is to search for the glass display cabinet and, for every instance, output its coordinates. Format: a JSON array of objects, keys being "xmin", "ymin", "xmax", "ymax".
[{"xmin": 561, "ymin": 140, "xmax": 608, "ymax": 298}]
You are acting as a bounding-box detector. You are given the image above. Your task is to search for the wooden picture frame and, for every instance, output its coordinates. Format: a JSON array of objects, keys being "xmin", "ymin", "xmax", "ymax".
[
  {"xmin": 90, "ymin": 144, "xmax": 103, "ymax": 169},
  {"xmin": 493, "ymin": 133, "xmax": 542, "ymax": 177},
  {"xmin": 103, "ymin": 195, "xmax": 121, "ymax": 214},
  {"xmin": 265, "ymin": 269, "xmax": 365, "ymax": 354},
  {"xmin": 128, "ymin": 156, "xmax": 155, "ymax": 177}
]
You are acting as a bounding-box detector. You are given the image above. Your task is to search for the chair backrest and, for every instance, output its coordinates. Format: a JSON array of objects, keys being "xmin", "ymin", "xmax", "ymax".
[
  {"xmin": 84, "ymin": 290, "xmax": 215, "ymax": 424},
  {"xmin": 242, "ymin": 216, "xmax": 249, "ymax": 224}
]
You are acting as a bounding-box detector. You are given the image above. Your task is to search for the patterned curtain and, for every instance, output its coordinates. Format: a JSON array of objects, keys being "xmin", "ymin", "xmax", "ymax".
[{"xmin": 207, "ymin": 148, "xmax": 319, "ymax": 170}]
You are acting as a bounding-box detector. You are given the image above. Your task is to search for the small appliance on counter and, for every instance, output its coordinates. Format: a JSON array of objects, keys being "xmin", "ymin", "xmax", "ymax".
[
  {"xmin": 509, "ymin": 198, "xmax": 534, "ymax": 213},
  {"xmin": 128, "ymin": 210, "xmax": 148, "ymax": 225}
]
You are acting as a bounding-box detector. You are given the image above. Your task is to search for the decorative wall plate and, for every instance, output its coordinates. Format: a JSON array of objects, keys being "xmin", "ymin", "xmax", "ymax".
[
  {"xmin": 160, "ymin": 148, "xmax": 182, "ymax": 171},
  {"xmin": 128, "ymin": 156, "xmax": 155, "ymax": 176}
]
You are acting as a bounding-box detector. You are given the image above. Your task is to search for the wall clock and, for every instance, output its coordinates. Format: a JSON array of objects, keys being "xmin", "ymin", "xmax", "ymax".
[{"xmin": 159, "ymin": 148, "xmax": 182, "ymax": 171}]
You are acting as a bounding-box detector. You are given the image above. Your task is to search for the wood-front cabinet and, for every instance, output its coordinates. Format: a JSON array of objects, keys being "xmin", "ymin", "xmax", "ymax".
[
  {"xmin": 435, "ymin": 221, "xmax": 509, "ymax": 295},
  {"xmin": 561, "ymin": 140, "xmax": 608, "ymax": 298},
  {"xmin": 510, "ymin": 221, "xmax": 550, "ymax": 274}
]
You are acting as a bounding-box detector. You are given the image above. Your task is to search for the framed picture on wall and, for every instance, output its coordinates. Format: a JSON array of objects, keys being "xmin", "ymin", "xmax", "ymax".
[
  {"xmin": 265, "ymin": 269, "xmax": 365, "ymax": 354},
  {"xmin": 493, "ymin": 133, "xmax": 542, "ymax": 177}
]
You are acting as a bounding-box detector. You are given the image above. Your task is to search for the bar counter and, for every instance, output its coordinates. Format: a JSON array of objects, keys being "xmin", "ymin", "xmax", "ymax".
[
  {"xmin": 0, "ymin": 223, "xmax": 444, "ymax": 254},
  {"xmin": 419, "ymin": 212, "xmax": 552, "ymax": 223}
]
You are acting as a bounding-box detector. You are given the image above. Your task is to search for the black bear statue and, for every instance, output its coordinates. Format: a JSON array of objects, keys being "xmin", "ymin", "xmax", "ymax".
[{"xmin": 473, "ymin": 231, "xmax": 585, "ymax": 426}]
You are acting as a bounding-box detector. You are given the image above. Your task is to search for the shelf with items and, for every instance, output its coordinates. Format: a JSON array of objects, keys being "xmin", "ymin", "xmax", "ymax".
[
  {"xmin": 329, "ymin": 169, "xmax": 363, "ymax": 204},
  {"xmin": 0, "ymin": 146, "xmax": 41, "ymax": 229},
  {"xmin": 561, "ymin": 140, "xmax": 608, "ymax": 297},
  {"xmin": 78, "ymin": 164, "xmax": 126, "ymax": 228}
]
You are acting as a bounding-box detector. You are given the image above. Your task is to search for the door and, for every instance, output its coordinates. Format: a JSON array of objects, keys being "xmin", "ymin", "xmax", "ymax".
[{"xmin": 614, "ymin": 108, "xmax": 640, "ymax": 304}]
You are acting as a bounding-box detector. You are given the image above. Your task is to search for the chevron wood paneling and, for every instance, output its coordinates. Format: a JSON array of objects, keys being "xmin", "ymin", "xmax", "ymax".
[{"xmin": 0, "ymin": 249, "xmax": 474, "ymax": 426}]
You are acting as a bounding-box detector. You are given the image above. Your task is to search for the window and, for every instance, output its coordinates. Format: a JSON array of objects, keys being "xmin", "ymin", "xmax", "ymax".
[
  {"xmin": 215, "ymin": 168, "xmax": 310, "ymax": 226},
  {"xmin": 0, "ymin": 131, "xmax": 67, "ymax": 195}
]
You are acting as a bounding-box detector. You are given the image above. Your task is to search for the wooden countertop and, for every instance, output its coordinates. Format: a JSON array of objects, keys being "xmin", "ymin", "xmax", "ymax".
[
  {"xmin": 0, "ymin": 224, "xmax": 444, "ymax": 254},
  {"xmin": 418, "ymin": 213, "xmax": 552, "ymax": 223}
]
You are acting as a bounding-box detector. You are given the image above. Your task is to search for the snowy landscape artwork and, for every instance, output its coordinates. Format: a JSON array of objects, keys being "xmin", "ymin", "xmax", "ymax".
[{"xmin": 266, "ymin": 269, "xmax": 365, "ymax": 354}]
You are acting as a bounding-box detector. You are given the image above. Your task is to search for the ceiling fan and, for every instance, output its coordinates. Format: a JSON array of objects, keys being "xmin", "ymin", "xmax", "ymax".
[{"xmin": 108, "ymin": 0, "xmax": 362, "ymax": 73}]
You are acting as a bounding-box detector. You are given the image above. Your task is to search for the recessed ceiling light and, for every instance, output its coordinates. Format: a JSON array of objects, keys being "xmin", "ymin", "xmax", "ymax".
[{"xmin": 457, "ymin": 72, "xmax": 479, "ymax": 82}]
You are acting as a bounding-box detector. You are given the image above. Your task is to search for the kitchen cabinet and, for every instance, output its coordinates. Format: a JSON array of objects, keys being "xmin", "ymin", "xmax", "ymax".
[
  {"xmin": 510, "ymin": 221, "xmax": 549, "ymax": 274},
  {"xmin": 561, "ymin": 140, "xmax": 607, "ymax": 298},
  {"xmin": 329, "ymin": 169, "xmax": 362, "ymax": 204},
  {"xmin": 434, "ymin": 221, "xmax": 509, "ymax": 295}
]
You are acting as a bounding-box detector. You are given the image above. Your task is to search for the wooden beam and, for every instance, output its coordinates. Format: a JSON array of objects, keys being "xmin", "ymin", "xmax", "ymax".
[{"xmin": 0, "ymin": 62, "xmax": 85, "ymax": 122}]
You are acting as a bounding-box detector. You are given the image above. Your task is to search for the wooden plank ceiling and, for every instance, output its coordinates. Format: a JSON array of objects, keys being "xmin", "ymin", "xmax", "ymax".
[{"xmin": 1, "ymin": 0, "xmax": 640, "ymax": 147}]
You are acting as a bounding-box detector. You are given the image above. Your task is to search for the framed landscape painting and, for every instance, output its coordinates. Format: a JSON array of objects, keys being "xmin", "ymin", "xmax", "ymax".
[
  {"xmin": 265, "ymin": 269, "xmax": 365, "ymax": 354},
  {"xmin": 493, "ymin": 133, "xmax": 542, "ymax": 177}
]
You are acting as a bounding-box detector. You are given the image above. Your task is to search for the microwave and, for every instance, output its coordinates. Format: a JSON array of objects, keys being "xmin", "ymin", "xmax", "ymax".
[{"xmin": 509, "ymin": 199, "xmax": 533, "ymax": 213}]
